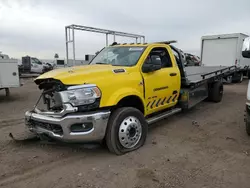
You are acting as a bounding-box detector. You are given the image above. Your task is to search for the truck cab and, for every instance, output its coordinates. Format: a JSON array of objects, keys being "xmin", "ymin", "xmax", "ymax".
[{"xmin": 25, "ymin": 41, "xmax": 236, "ymax": 155}]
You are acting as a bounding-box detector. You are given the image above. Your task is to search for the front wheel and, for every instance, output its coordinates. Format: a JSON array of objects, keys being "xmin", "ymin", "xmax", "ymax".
[
  {"xmin": 105, "ymin": 107, "xmax": 148, "ymax": 155},
  {"xmin": 246, "ymin": 112, "xmax": 250, "ymax": 136},
  {"xmin": 246, "ymin": 121, "xmax": 250, "ymax": 136}
]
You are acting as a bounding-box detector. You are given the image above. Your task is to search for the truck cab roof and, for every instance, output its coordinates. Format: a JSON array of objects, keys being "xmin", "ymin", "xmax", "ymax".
[{"xmin": 110, "ymin": 40, "xmax": 177, "ymax": 47}]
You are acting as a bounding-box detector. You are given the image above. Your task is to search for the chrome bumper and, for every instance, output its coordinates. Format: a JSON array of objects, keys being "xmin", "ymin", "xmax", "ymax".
[{"xmin": 25, "ymin": 109, "xmax": 111, "ymax": 142}]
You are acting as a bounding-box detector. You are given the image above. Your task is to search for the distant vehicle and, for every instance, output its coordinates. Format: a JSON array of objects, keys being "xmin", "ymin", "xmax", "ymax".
[
  {"xmin": 184, "ymin": 53, "xmax": 201, "ymax": 66},
  {"xmin": 0, "ymin": 53, "xmax": 20, "ymax": 96},
  {"xmin": 20, "ymin": 56, "xmax": 53, "ymax": 74},
  {"xmin": 43, "ymin": 61, "xmax": 54, "ymax": 70},
  {"xmin": 201, "ymin": 33, "xmax": 250, "ymax": 83},
  {"xmin": 0, "ymin": 52, "xmax": 10, "ymax": 59}
]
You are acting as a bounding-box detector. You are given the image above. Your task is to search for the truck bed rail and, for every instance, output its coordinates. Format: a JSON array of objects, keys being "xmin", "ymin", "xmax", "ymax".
[
  {"xmin": 183, "ymin": 65, "xmax": 238, "ymax": 87},
  {"xmin": 201, "ymin": 65, "xmax": 237, "ymax": 79}
]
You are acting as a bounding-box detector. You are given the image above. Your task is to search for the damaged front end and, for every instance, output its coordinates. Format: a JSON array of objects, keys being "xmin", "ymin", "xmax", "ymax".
[
  {"xmin": 38, "ymin": 79, "xmax": 67, "ymax": 113},
  {"xmin": 32, "ymin": 79, "xmax": 78, "ymax": 117},
  {"xmin": 25, "ymin": 78, "xmax": 110, "ymax": 143}
]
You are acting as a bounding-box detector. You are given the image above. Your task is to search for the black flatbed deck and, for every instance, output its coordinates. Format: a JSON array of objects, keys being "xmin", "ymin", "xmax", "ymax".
[
  {"xmin": 184, "ymin": 66, "xmax": 237, "ymax": 85},
  {"xmin": 169, "ymin": 45, "xmax": 237, "ymax": 87}
]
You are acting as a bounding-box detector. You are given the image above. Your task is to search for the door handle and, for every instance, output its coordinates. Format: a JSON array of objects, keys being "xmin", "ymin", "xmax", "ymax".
[{"xmin": 170, "ymin": 73, "xmax": 177, "ymax": 76}]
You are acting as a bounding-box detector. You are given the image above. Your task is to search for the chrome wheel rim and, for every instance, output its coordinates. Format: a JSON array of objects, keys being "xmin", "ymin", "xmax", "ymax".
[{"xmin": 118, "ymin": 116, "xmax": 142, "ymax": 149}]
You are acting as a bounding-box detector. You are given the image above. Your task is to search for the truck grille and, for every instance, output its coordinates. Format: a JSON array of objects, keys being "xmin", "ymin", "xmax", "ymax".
[{"xmin": 29, "ymin": 119, "xmax": 63, "ymax": 135}]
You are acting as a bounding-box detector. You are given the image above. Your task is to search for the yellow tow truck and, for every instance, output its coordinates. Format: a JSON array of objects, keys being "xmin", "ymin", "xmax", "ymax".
[{"xmin": 25, "ymin": 41, "xmax": 237, "ymax": 155}]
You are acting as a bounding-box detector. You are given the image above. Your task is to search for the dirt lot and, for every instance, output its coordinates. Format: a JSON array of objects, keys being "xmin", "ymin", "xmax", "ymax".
[{"xmin": 0, "ymin": 79, "xmax": 250, "ymax": 188}]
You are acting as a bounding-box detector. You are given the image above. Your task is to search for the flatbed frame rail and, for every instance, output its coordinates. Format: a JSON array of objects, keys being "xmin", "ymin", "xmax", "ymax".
[
  {"xmin": 201, "ymin": 65, "xmax": 237, "ymax": 79},
  {"xmin": 65, "ymin": 24, "xmax": 145, "ymax": 66}
]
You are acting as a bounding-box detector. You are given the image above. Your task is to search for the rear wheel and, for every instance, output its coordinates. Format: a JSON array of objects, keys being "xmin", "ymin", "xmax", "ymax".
[
  {"xmin": 233, "ymin": 72, "xmax": 243, "ymax": 83},
  {"xmin": 207, "ymin": 81, "xmax": 223, "ymax": 103},
  {"xmin": 105, "ymin": 107, "xmax": 148, "ymax": 155}
]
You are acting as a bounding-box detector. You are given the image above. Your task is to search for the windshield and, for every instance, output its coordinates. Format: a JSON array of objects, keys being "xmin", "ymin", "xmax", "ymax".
[
  {"xmin": 32, "ymin": 58, "xmax": 43, "ymax": 65},
  {"xmin": 90, "ymin": 46, "xmax": 145, "ymax": 66}
]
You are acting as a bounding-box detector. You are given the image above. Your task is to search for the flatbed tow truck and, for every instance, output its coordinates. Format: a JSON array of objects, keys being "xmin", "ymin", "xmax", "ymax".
[{"xmin": 22, "ymin": 25, "xmax": 238, "ymax": 155}]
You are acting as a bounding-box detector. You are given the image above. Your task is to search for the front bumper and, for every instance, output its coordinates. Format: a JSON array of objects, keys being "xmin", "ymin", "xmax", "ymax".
[{"xmin": 25, "ymin": 109, "xmax": 110, "ymax": 142}]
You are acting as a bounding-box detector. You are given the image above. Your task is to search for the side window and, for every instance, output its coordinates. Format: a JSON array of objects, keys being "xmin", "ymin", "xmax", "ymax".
[
  {"xmin": 31, "ymin": 58, "xmax": 36, "ymax": 64},
  {"xmin": 144, "ymin": 47, "xmax": 172, "ymax": 68},
  {"xmin": 151, "ymin": 55, "xmax": 161, "ymax": 64}
]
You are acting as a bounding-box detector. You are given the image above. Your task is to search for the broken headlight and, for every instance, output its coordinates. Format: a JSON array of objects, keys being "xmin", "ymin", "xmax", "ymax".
[{"xmin": 58, "ymin": 84, "xmax": 101, "ymax": 107}]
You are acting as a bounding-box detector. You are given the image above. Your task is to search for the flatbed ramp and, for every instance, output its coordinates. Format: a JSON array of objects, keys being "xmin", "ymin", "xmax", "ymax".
[{"xmin": 185, "ymin": 66, "xmax": 236, "ymax": 84}]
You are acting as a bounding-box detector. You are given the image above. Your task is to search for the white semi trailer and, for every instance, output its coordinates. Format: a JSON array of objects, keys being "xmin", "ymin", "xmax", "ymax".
[{"xmin": 201, "ymin": 33, "xmax": 250, "ymax": 82}]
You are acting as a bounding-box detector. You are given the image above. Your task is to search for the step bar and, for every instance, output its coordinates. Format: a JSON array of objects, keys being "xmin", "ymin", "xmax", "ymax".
[{"xmin": 146, "ymin": 108, "xmax": 182, "ymax": 125}]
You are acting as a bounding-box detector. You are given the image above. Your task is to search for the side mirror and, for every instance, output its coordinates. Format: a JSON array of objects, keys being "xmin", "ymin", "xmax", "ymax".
[
  {"xmin": 142, "ymin": 57, "xmax": 161, "ymax": 73},
  {"xmin": 242, "ymin": 37, "xmax": 250, "ymax": 58}
]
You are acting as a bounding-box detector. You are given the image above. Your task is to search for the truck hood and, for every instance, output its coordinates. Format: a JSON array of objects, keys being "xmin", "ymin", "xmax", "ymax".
[{"xmin": 35, "ymin": 64, "xmax": 129, "ymax": 85}]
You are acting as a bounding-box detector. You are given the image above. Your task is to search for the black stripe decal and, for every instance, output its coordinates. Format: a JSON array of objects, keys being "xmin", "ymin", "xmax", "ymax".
[
  {"xmin": 166, "ymin": 96, "xmax": 172, "ymax": 103},
  {"xmin": 142, "ymin": 78, "xmax": 145, "ymax": 99},
  {"xmin": 156, "ymin": 98, "xmax": 161, "ymax": 107},
  {"xmin": 146, "ymin": 101, "xmax": 151, "ymax": 108},
  {"xmin": 161, "ymin": 97, "xmax": 166, "ymax": 105},
  {"xmin": 150, "ymin": 100, "xmax": 156, "ymax": 109},
  {"xmin": 172, "ymin": 94, "xmax": 177, "ymax": 102}
]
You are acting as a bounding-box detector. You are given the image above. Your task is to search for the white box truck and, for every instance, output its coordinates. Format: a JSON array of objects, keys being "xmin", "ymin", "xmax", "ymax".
[
  {"xmin": 0, "ymin": 58, "xmax": 20, "ymax": 96},
  {"xmin": 201, "ymin": 33, "xmax": 250, "ymax": 82}
]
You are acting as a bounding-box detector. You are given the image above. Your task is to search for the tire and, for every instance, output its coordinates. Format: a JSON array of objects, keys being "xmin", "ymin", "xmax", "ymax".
[
  {"xmin": 233, "ymin": 72, "xmax": 243, "ymax": 83},
  {"xmin": 246, "ymin": 119, "xmax": 250, "ymax": 136},
  {"xmin": 246, "ymin": 111, "xmax": 250, "ymax": 136},
  {"xmin": 208, "ymin": 81, "xmax": 223, "ymax": 103},
  {"xmin": 105, "ymin": 107, "xmax": 148, "ymax": 155}
]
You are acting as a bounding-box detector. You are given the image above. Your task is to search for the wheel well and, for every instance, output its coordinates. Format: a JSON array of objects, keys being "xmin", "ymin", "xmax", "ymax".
[{"xmin": 115, "ymin": 95, "xmax": 144, "ymax": 114}]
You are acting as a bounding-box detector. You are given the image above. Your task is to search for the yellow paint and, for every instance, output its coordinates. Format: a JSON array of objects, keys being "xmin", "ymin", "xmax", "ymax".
[{"xmin": 35, "ymin": 43, "xmax": 181, "ymax": 116}]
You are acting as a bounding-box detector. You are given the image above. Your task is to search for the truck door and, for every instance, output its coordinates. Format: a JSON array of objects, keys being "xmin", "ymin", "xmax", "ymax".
[{"xmin": 141, "ymin": 46, "xmax": 180, "ymax": 115}]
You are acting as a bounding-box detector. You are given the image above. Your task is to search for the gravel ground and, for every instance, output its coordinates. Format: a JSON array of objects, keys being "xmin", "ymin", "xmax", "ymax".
[{"xmin": 0, "ymin": 79, "xmax": 250, "ymax": 188}]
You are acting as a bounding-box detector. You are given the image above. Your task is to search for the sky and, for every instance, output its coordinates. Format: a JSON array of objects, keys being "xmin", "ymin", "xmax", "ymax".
[{"xmin": 0, "ymin": 0, "xmax": 250, "ymax": 60}]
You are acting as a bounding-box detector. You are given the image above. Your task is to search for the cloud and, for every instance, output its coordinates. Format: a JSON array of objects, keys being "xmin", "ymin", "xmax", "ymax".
[{"xmin": 0, "ymin": 0, "xmax": 250, "ymax": 58}]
